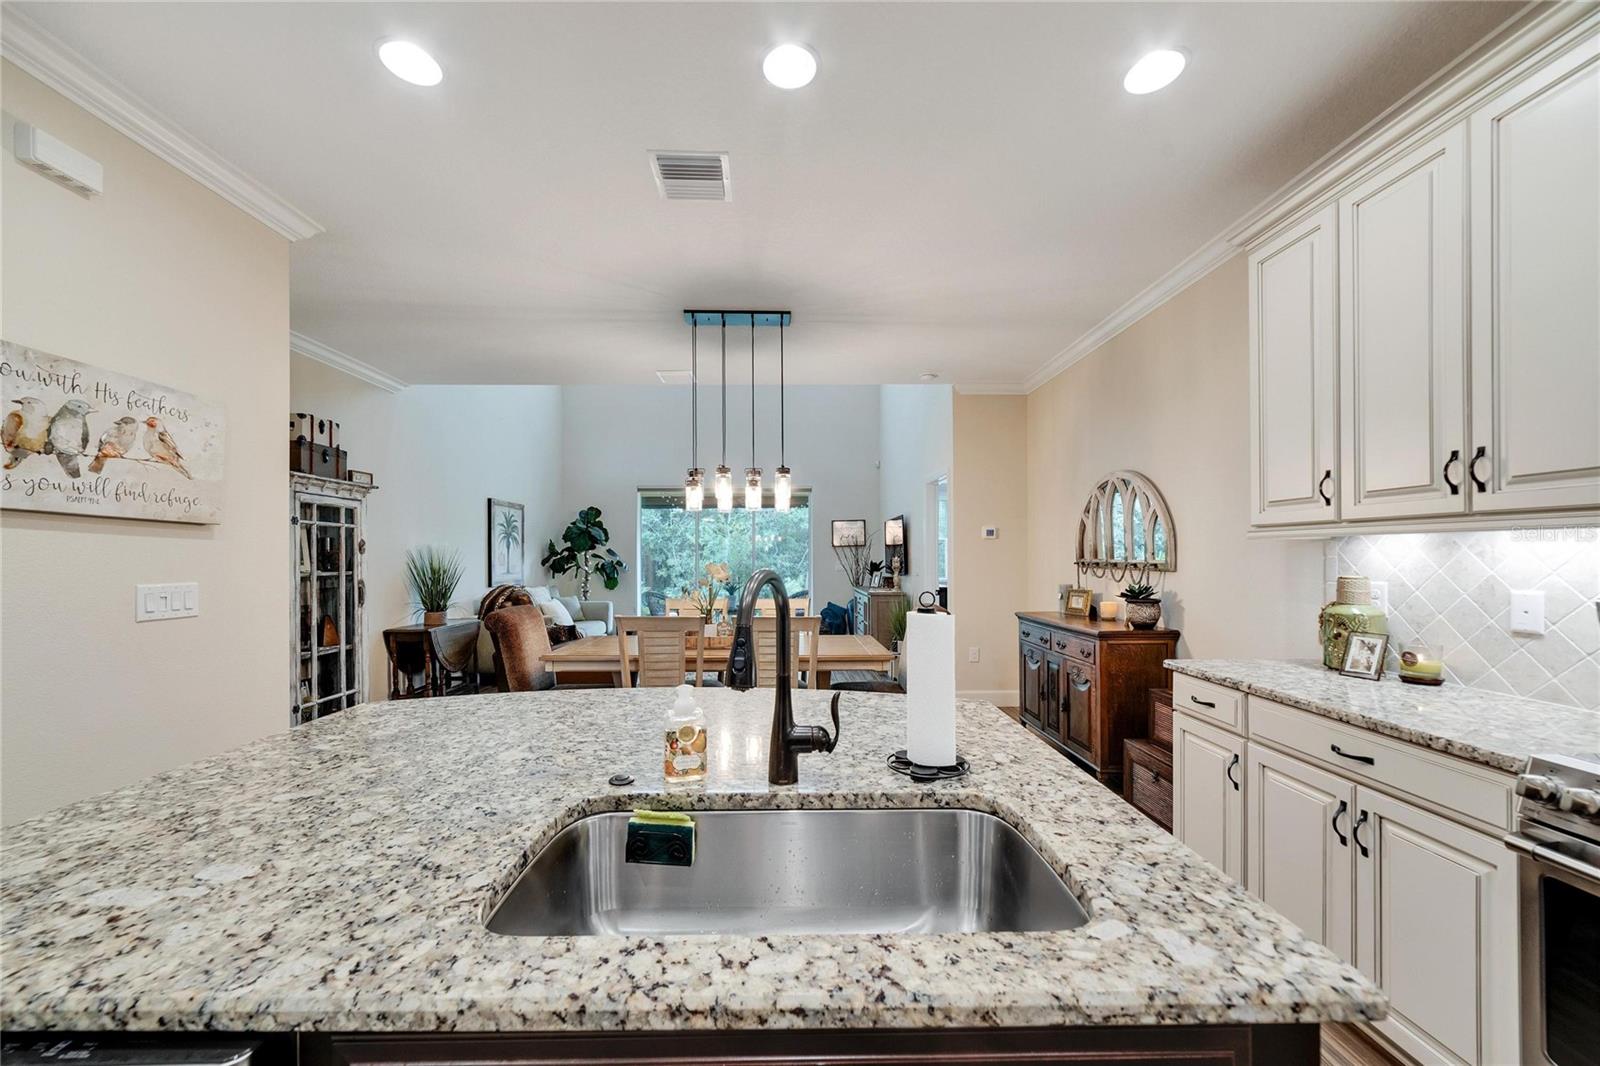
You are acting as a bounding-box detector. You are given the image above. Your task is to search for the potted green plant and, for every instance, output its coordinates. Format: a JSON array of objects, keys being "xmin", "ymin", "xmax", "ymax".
[
  {"xmin": 405, "ymin": 546, "xmax": 463, "ymax": 627},
  {"xmin": 541, "ymin": 506, "xmax": 627, "ymax": 599},
  {"xmin": 1120, "ymin": 576, "xmax": 1162, "ymax": 630}
]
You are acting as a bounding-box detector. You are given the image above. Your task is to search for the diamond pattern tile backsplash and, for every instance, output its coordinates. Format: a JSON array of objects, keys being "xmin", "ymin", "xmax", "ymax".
[{"xmin": 1327, "ymin": 529, "xmax": 1599, "ymax": 709}]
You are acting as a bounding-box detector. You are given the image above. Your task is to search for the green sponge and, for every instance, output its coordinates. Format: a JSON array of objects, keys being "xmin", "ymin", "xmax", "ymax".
[{"xmin": 626, "ymin": 809, "xmax": 695, "ymax": 866}]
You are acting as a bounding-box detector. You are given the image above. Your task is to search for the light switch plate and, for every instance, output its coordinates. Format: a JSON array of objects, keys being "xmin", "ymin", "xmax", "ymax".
[
  {"xmin": 1510, "ymin": 589, "xmax": 1545, "ymax": 635},
  {"xmin": 968, "ymin": 646, "xmax": 980, "ymax": 663},
  {"xmin": 136, "ymin": 582, "xmax": 200, "ymax": 622}
]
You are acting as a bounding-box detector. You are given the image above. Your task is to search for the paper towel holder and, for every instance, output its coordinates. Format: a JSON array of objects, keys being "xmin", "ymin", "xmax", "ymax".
[{"xmin": 887, "ymin": 749, "xmax": 970, "ymax": 782}]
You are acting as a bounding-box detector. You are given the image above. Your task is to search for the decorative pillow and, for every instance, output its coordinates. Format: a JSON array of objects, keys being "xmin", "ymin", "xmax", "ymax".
[
  {"xmin": 539, "ymin": 597, "xmax": 575, "ymax": 627},
  {"xmin": 557, "ymin": 595, "xmax": 585, "ymax": 621},
  {"xmin": 528, "ymin": 585, "xmax": 554, "ymax": 606},
  {"xmin": 546, "ymin": 623, "xmax": 580, "ymax": 646}
]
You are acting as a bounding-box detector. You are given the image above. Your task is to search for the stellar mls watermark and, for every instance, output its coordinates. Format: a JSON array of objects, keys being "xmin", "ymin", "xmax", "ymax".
[{"xmin": 1509, "ymin": 526, "xmax": 1598, "ymax": 543}]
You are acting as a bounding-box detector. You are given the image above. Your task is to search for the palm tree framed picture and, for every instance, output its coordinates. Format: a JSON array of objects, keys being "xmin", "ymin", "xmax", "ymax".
[{"xmin": 487, "ymin": 498, "xmax": 526, "ymax": 585}]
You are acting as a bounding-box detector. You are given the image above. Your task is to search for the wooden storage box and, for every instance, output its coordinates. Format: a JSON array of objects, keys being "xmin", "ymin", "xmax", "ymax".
[
  {"xmin": 1123, "ymin": 738, "xmax": 1173, "ymax": 831},
  {"xmin": 1149, "ymin": 687, "xmax": 1173, "ymax": 747},
  {"xmin": 289, "ymin": 440, "xmax": 346, "ymax": 480}
]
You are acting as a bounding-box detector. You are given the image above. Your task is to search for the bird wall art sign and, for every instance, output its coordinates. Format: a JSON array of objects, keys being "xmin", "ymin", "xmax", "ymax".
[{"xmin": 1, "ymin": 341, "xmax": 225, "ymax": 524}]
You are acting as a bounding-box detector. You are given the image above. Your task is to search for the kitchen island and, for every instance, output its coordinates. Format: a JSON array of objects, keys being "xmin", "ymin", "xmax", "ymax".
[{"xmin": 1, "ymin": 689, "xmax": 1383, "ymax": 1063}]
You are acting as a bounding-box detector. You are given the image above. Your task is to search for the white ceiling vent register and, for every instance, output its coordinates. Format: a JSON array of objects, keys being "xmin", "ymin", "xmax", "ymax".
[
  {"xmin": 650, "ymin": 151, "xmax": 731, "ymax": 201},
  {"xmin": 12, "ymin": 123, "xmax": 103, "ymax": 196}
]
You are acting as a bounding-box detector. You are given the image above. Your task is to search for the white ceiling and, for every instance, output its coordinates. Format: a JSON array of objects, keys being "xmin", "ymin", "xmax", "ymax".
[{"xmin": 11, "ymin": 2, "xmax": 1519, "ymax": 387}]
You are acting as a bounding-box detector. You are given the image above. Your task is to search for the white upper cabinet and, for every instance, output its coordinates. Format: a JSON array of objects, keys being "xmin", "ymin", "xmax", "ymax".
[
  {"xmin": 1338, "ymin": 126, "xmax": 1468, "ymax": 520},
  {"xmin": 1469, "ymin": 32, "xmax": 1600, "ymax": 513},
  {"xmin": 1249, "ymin": 205, "xmax": 1339, "ymax": 526}
]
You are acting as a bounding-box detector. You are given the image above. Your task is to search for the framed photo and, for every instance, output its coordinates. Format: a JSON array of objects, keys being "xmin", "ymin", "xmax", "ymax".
[
  {"xmin": 1340, "ymin": 632, "xmax": 1388, "ymax": 680},
  {"xmin": 884, "ymin": 514, "xmax": 907, "ymax": 574},
  {"xmin": 1062, "ymin": 587, "xmax": 1093, "ymax": 617},
  {"xmin": 832, "ymin": 519, "xmax": 867, "ymax": 547},
  {"xmin": 487, "ymin": 498, "xmax": 526, "ymax": 585}
]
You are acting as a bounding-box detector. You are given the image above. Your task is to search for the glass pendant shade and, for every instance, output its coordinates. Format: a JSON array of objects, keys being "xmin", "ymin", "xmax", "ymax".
[
  {"xmin": 773, "ymin": 466, "xmax": 792, "ymax": 511},
  {"xmin": 714, "ymin": 465, "xmax": 734, "ymax": 511},
  {"xmin": 684, "ymin": 469, "xmax": 704, "ymax": 511},
  {"xmin": 744, "ymin": 468, "xmax": 762, "ymax": 510}
]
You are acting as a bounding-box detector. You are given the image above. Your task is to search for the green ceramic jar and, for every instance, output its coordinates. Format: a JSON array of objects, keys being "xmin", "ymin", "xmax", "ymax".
[{"xmin": 1319, "ymin": 575, "xmax": 1388, "ymax": 670}]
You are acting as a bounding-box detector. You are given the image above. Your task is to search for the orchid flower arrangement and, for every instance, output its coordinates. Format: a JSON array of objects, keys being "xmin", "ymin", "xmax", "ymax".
[{"xmin": 683, "ymin": 561, "xmax": 734, "ymax": 622}]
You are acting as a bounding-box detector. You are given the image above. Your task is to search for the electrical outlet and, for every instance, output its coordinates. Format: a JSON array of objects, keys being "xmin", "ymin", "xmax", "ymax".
[
  {"xmin": 968, "ymin": 646, "xmax": 980, "ymax": 663},
  {"xmin": 136, "ymin": 582, "xmax": 199, "ymax": 622},
  {"xmin": 1510, "ymin": 590, "xmax": 1545, "ymax": 635},
  {"xmin": 981, "ymin": 526, "xmax": 998, "ymax": 540},
  {"xmin": 1369, "ymin": 580, "xmax": 1389, "ymax": 614}
]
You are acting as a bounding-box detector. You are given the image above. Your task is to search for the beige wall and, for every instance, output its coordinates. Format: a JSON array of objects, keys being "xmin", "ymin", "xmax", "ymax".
[
  {"xmin": 1026, "ymin": 254, "xmax": 1324, "ymax": 660},
  {"xmin": 290, "ymin": 355, "xmax": 565, "ymax": 698},
  {"xmin": 951, "ymin": 393, "xmax": 1028, "ymax": 701},
  {"xmin": 1, "ymin": 62, "xmax": 289, "ymax": 823}
]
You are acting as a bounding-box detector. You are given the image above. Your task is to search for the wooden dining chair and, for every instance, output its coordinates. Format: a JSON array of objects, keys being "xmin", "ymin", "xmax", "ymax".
[
  {"xmin": 615, "ymin": 616, "xmax": 706, "ymax": 688},
  {"xmin": 752, "ymin": 615, "xmax": 820, "ymax": 689}
]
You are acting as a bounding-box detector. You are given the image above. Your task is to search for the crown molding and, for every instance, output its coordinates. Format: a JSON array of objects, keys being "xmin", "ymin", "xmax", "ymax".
[
  {"xmin": 290, "ymin": 331, "xmax": 406, "ymax": 393},
  {"xmin": 1024, "ymin": 1, "xmax": 1596, "ymax": 396},
  {"xmin": 0, "ymin": 10, "xmax": 323, "ymax": 241},
  {"xmin": 954, "ymin": 384, "xmax": 1029, "ymax": 396}
]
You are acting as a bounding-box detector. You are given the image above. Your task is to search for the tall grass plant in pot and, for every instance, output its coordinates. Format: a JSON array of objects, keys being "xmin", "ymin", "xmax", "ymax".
[{"xmin": 406, "ymin": 546, "xmax": 464, "ymax": 627}]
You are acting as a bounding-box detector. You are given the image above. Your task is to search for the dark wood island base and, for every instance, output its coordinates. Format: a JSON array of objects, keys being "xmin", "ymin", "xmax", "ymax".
[{"xmin": 8, "ymin": 1024, "xmax": 1321, "ymax": 1066}]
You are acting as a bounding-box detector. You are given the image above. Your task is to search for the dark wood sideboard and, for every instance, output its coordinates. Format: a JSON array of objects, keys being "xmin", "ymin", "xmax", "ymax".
[{"xmin": 1016, "ymin": 612, "xmax": 1179, "ymax": 791}]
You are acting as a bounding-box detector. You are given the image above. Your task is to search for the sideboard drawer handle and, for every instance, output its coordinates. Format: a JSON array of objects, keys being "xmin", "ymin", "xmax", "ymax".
[
  {"xmin": 1190, "ymin": 695, "xmax": 1216, "ymax": 708},
  {"xmin": 1330, "ymin": 743, "xmax": 1375, "ymax": 766}
]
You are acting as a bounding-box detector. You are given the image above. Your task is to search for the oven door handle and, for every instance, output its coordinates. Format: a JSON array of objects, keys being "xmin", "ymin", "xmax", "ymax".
[{"xmin": 1505, "ymin": 832, "xmax": 1600, "ymax": 885}]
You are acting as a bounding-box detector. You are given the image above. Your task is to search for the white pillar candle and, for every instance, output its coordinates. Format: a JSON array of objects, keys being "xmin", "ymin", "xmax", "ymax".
[{"xmin": 905, "ymin": 610, "xmax": 957, "ymax": 767}]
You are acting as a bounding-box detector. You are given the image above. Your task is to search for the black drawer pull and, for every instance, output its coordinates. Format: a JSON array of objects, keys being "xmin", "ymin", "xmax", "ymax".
[
  {"xmin": 1318, "ymin": 469, "xmax": 1334, "ymax": 505},
  {"xmin": 1352, "ymin": 810, "xmax": 1370, "ymax": 858},
  {"xmin": 1443, "ymin": 448, "xmax": 1461, "ymax": 495},
  {"xmin": 1226, "ymin": 753, "xmax": 1240, "ymax": 791},
  {"xmin": 1330, "ymin": 743, "xmax": 1375, "ymax": 766},
  {"xmin": 1190, "ymin": 695, "xmax": 1216, "ymax": 708},
  {"xmin": 1332, "ymin": 800, "xmax": 1349, "ymax": 847},
  {"xmin": 1469, "ymin": 445, "xmax": 1489, "ymax": 492}
]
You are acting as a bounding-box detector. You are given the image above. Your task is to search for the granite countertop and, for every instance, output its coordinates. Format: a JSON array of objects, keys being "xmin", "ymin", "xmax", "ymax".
[
  {"xmin": 1, "ymin": 689, "xmax": 1383, "ymax": 1033},
  {"xmin": 1166, "ymin": 658, "xmax": 1600, "ymax": 774}
]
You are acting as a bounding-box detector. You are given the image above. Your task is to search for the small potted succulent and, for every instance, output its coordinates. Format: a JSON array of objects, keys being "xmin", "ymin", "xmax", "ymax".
[{"xmin": 1120, "ymin": 577, "xmax": 1162, "ymax": 630}]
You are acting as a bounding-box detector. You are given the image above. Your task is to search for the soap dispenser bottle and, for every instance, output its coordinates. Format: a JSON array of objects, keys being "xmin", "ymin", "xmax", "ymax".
[{"xmin": 664, "ymin": 684, "xmax": 708, "ymax": 783}]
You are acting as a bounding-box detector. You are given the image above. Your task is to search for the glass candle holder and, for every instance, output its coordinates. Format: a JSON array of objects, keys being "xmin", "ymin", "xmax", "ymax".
[{"xmin": 1397, "ymin": 641, "xmax": 1445, "ymax": 686}]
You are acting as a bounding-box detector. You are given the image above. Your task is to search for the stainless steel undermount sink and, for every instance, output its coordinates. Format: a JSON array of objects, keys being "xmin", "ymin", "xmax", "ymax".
[{"xmin": 485, "ymin": 808, "xmax": 1089, "ymax": 937}]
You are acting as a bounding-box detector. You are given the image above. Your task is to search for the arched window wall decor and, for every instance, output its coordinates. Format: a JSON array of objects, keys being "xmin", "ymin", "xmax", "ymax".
[{"xmin": 1075, "ymin": 470, "xmax": 1176, "ymax": 581}]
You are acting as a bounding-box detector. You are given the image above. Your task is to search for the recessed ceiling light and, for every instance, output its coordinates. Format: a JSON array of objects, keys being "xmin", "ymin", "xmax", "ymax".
[
  {"xmin": 763, "ymin": 43, "xmax": 818, "ymax": 90},
  {"xmin": 1123, "ymin": 49, "xmax": 1186, "ymax": 95},
  {"xmin": 919, "ymin": 372, "xmax": 940, "ymax": 383},
  {"xmin": 378, "ymin": 40, "xmax": 443, "ymax": 87}
]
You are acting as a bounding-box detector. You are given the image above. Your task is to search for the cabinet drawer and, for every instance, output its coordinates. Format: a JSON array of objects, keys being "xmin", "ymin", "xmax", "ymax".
[
  {"xmin": 1248, "ymin": 696, "xmax": 1514, "ymax": 831},
  {"xmin": 1018, "ymin": 623, "xmax": 1052, "ymax": 649},
  {"xmin": 1173, "ymin": 675, "xmax": 1245, "ymax": 734},
  {"xmin": 1053, "ymin": 633, "xmax": 1096, "ymax": 663}
]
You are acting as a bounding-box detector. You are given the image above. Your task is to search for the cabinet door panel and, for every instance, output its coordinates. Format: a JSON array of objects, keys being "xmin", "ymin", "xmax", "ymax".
[
  {"xmin": 1043, "ymin": 652, "xmax": 1062, "ymax": 737},
  {"xmin": 1249, "ymin": 204, "xmax": 1340, "ymax": 525},
  {"xmin": 1172, "ymin": 714, "xmax": 1245, "ymax": 882},
  {"xmin": 1063, "ymin": 662, "xmax": 1093, "ymax": 757},
  {"xmin": 1470, "ymin": 33, "xmax": 1600, "ymax": 512},
  {"xmin": 1246, "ymin": 746, "xmax": 1356, "ymax": 963},
  {"xmin": 1355, "ymin": 788, "xmax": 1519, "ymax": 1066},
  {"xmin": 1339, "ymin": 126, "xmax": 1467, "ymax": 520},
  {"xmin": 1019, "ymin": 643, "xmax": 1044, "ymax": 727}
]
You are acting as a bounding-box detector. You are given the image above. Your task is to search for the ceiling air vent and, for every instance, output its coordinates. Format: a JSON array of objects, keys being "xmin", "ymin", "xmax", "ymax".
[{"xmin": 650, "ymin": 151, "xmax": 731, "ymax": 202}]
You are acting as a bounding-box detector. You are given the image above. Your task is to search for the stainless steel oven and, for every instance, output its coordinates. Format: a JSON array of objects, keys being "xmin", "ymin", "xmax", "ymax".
[{"xmin": 1508, "ymin": 754, "xmax": 1600, "ymax": 1066}]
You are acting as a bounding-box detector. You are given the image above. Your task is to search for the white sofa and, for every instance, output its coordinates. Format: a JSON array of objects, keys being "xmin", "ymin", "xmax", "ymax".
[{"xmin": 527, "ymin": 585, "xmax": 614, "ymax": 638}]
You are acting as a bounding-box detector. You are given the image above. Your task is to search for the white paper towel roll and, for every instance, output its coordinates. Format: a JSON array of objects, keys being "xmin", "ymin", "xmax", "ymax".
[{"xmin": 905, "ymin": 610, "xmax": 957, "ymax": 767}]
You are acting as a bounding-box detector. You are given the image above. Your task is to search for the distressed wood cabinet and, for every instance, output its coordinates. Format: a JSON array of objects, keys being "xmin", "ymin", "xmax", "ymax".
[
  {"xmin": 291, "ymin": 473, "xmax": 375, "ymax": 726},
  {"xmin": 1015, "ymin": 613, "xmax": 1177, "ymax": 791}
]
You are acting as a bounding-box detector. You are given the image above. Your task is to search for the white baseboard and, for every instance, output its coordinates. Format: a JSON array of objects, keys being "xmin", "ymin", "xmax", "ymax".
[{"xmin": 959, "ymin": 688, "xmax": 1018, "ymax": 708}]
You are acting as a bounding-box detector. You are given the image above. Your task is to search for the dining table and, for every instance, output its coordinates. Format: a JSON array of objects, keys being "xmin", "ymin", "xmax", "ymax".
[{"xmin": 540, "ymin": 632, "xmax": 896, "ymax": 688}]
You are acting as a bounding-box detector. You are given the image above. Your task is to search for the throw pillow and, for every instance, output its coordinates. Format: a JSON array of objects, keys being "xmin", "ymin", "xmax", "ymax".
[
  {"xmin": 528, "ymin": 586, "xmax": 554, "ymax": 606},
  {"xmin": 539, "ymin": 598, "xmax": 575, "ymax": 627},
  {"xmin": 546, "ymin": 623, "xmax": 580, "ymax": 646},
  {"xmin": 557, "ymin": 594, "xmax": 584, "ymax": 621}
]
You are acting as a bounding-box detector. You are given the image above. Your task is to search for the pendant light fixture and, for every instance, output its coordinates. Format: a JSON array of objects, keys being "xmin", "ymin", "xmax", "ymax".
[
  {"xmin": 773, "ymin": 318, "xmax": 792, "ymax": 511},
  {"xmin": 683, "ymin": 321, "xmax": 703, "ymax": 511},
  {"xmin": 713, "ymin": 315, "xmax": 734, "ymax": 511},
  {"xmin": 744, "ymin": 318, "xmax": 762, "ymax": 509}
]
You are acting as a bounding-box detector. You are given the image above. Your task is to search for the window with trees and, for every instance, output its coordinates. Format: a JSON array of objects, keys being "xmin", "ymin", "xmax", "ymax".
[{"xmin": 637, "ymin": 489, "xmax": 812, "ymax": 616}]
